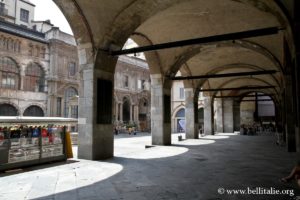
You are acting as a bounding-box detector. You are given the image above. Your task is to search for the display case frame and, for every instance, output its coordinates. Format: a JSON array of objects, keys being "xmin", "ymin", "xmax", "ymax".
[{"xmin": 0, "ymin": 117, "xmax": 77, "ymax": 171}]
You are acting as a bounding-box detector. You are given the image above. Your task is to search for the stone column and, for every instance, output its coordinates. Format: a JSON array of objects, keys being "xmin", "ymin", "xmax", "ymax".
[
  {"xmin": 185, "ymin": 88, "xmax": 198, "ymax": 139},
  {"xmin": 296, "ymin": 53, "xmax": 300, "ymax": 152},
  {"xmin": 115, "ymin": 102, "xmax": 119, "ymax": 122},
  {"xmin": 223, "ymin": 99, "xmax": 234, "ymax": 133},
  {"xmin": 77, "ymin": 45, "xmax": 114, "ymax": 160},
  {"xmin": 292, "ymin": 8, "xmax": 300, "ymax": 151},
  {"xmin": 133, "ymin": 105, "xmax": 140, "ymax": 130},
  {"xmin": 204, "ymin": 96, "xmax": 213, "ymax": 135},
  {"xmin": 151, "ymin": 74, "xmax": 171, "ymax": 145},
  {"xmin": 134, "ymin": 105, "xmax": 139, "ymax": 123},
  {"xmin": 215, "ymin": 98, "xmax": 224, "ymax": 133},
  {"xmin": 77, "ymin": 66, "xmax": 94, "ymax": 159},
  {"xmin": 68, "ymin": 105, "xmax": 72, "ymax": 118},
  {"xmin": 285, "ymin": 75, "xmax": 296, "ymax": 152},
  {"xmin": 130, "ymin": 104, "xmax": 133, "ymax": 122},
  {"xmin": 233, "ymin": 99, "xmax": 241, "ymax": 131},
  {"xmin": 120, "ymin": 103, "xmax": 123, "ymax": 122}
]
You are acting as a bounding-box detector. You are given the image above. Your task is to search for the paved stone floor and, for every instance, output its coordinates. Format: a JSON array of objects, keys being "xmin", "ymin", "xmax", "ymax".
[{"xmin": 0, "ymin": 132, "xmax": 300, "ymax": 200}]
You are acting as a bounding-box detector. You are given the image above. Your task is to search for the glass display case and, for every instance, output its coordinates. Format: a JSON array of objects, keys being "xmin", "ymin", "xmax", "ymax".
[{"xmin": 0, "ymin": 117, "xmax": 77, "ymax": 171}]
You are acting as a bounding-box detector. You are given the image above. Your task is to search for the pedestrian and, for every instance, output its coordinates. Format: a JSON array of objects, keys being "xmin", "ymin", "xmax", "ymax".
[{"xmin": 114, "ymin": 127, "xmax": 118, "ymax": 135}]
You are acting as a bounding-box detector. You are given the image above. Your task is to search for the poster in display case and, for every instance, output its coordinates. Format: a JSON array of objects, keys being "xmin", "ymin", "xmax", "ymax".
[{"xmin": 0, "ymin": 117, "xmax": 77, "ymax": 171}]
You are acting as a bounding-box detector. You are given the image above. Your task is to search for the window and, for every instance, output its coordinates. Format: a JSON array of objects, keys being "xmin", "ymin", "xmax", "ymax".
[
  {"xmin": 56, "ymin": 97, "xmax": 62, "ymax": 116},
  {"xmin": 175, "ymin": 108, "xmax": 185, "ymax": 118},
  {"xmin": 23, "ymin": 106, "xmax": 44, "ymax": 117},
  {"xmin": 141, "ymin": 80, "xmax": 145, "ymax": 90},
  {"xmin": 138, "ymin": 80, "xmax": 145, "ymax": 89},
  {"xmin": 179, "ymin": 88, "xmax": 185, "ymax": 99},
  {"xmin": 64, "ymin": 87, "xmax": 78, "ymax": 118},
  {"xmin": 24, "ymin": 63, "xmax": 45, "ymax": 92},
  {"xmin": 68, "ymin": 62, "xmax": 76, "ymax": 76},
  {"xmin": 2, "ymin": 74, "xmax": 15, "ymax": 87},
  {"xmin": 0, "ymin": 57, "xmax": 19, "ymax": 89},
  {"xmin": 124, "ymin": 75, "xmax": 129, "ymax": 88},
  {"xmin": 70, "ymin": 106, "xmax": 78, "ymax": 118},
  {"xmin": 20, "ymin": 9, "xmax": 29, "ymax": 23}
]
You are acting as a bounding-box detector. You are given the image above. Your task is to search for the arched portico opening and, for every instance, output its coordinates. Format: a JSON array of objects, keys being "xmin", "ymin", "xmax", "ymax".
[
  {"xmin": 239, "ymin": 92, "xmax": 276, "ymax": 134},
  {"xmin": 175, "ymin": 108, "xmax": 185, "ymax": 133},
  {"xmin": 0, "ymin": 103, "xmax": 18, "ymax": 116},
  {"xmin": 52, "ymin": 0, "xmax": 297, "ymax": 159},
  {"xmin": 122, "ymin": 97, "xmax": 131, "ymax": 124},
  {"xmin": 23, "ymin": 105, "xmax": 44, "ymax": 117},
  {"xmin": 198, "ymin": 107, "xmax": 204, "ymax": 132}
]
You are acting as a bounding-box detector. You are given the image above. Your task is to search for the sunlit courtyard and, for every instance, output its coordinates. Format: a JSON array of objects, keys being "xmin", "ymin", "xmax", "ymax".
[{"xmin": 0, "ymin": 133, "xmax": 299, "ymax": 200}]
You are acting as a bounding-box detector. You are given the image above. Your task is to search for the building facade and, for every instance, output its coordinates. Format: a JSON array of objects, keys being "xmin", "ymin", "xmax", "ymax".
[
  {"xmin": 0, "ymin": 0, "xmax": 80, "ymax": 118},
  {"xmin": 0, "ymin": 20, "xmax": 49, "ymax": 117},
  {"xmin": 0, "ymin": 0, "xmax": 152, "ymax": 132},
  {"xmin": 0, "ymin": 0, "xmax": 35, "ymax": 28},
  {"xmin": 0, "ymin": 22, "xmax": 81, "ymax": 118},
  {"xmin": 171, "ymin": 79, "xmax": 204, "ymax": 133},
  {"xmin": 114, "ymin": 56, "xmax": 151, "ymax": 131}
]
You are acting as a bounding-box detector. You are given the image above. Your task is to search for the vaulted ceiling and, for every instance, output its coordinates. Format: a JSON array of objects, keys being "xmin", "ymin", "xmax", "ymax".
[{"xmin": 54, "ymin": 0, "xmax": 294, "ymax": 102}]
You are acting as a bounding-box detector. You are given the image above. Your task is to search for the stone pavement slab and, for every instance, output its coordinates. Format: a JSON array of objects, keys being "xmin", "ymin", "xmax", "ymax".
[{"xmin": 0, "ymin": 133, "xmax": 299, "ymax": 200}]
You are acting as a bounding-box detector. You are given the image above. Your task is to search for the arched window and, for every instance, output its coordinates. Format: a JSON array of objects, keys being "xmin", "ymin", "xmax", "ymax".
[
  {"xmin": 23, "ymin": 105, "xmax": 44, "ymax": 116},
  {"xmin": 64, "ymin": 87, "xmax": 78, "ymax": 118},
  {"xmin": 0, "ymin": 103, "xmax": 18, "ymax": 116},
  {"xmin": 24, "ymin": 63, "xmax": 45, "ymax": 92},
  {"xmin": 0, "ymin": 57, "xmax": 19, "ymax": 89},
  {"xmin": 175, "ymin": 108, "xmax": 185, "ymax": 118}
]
